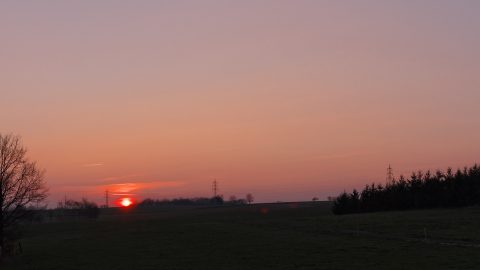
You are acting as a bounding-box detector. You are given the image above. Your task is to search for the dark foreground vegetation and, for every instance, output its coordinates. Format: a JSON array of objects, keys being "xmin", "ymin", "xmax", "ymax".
[
  {"xmin": 3, "ymin": 202, "xmax": 480, "ymax": 270},
  {"xmin": 333, "ymin": 164, "xmax": 480, "ymax": 215}
]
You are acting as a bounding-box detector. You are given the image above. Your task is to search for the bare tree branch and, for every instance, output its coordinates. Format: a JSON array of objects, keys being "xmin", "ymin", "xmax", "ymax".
[{"xmin": 0, "ymin": 134, "xmax": 48, "ymax": 257}]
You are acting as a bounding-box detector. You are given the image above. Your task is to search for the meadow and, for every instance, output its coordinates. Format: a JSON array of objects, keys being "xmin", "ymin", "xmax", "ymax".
[{"xmin": 4, "ymin": 202, "xmax": 480, "ymax": 270}]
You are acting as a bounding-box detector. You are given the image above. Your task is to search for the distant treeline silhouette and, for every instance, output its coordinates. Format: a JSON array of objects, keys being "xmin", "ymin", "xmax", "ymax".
[
  {"xmin": 138, "ymin": 195, "xmax": 252, "ymax": 208},
  {"xmin": 54, "ymin": 198, "xmax": 100, "ymax": 219},
  {"xmin": 333, "ymin": 164, "xmax": 480, "ymax": 215},
  {"xmin": 138, "ymin": 196, "xmax": 227, "ymax": 207}
]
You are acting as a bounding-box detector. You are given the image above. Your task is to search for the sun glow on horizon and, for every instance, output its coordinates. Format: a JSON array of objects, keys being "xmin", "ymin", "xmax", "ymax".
[{"xmin": 120, "ymin": 198, "xmax": 133, "ymax": 207}]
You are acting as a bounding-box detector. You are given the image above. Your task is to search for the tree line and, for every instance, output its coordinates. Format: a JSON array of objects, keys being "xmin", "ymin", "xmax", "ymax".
[
  {"xmin": 53, "ymin": 198, "xmax": 100, "ymax": 219},
  {"xmin": 137, "ymin": 193, "xmax": 254, "ymax": 208},
  {"xmin": 138, "ymin": 196, "xmax": 226, "ymax": 207},
  {"xmin": 332, "ymin": 164, "xmax": 480, "ymax": 215}
]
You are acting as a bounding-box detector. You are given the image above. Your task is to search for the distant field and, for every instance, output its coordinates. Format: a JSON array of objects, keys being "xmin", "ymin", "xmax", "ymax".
[{"xmin": 4, "ymin": 202, "xmax": 480, "ymax": 269}]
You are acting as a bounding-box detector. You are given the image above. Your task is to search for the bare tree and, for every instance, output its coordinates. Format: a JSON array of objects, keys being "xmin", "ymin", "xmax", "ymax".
[
  {"xmin": 246, "ymin": 193, "xmax": 254, "ymax": 204},
  {"xmin": 0, "ymin": 134, "xmax": 48, "ymax": 257}
]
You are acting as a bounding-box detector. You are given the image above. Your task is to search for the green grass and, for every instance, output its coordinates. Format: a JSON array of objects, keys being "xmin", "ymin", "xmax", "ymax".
[{"xmin": 3, "ymin": 202, "xmax": 480, "ymax": 269}]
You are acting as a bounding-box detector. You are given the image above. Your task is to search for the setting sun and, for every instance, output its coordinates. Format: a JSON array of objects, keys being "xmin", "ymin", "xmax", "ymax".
[{"xmin": 120, "ymin": 198, "xmax": 133, "ymax": 207}]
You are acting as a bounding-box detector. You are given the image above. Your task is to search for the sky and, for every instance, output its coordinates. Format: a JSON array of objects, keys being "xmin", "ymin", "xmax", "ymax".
[{"xmin": 1, "ymin": 1, "xmax": 480, "ymax": 206}]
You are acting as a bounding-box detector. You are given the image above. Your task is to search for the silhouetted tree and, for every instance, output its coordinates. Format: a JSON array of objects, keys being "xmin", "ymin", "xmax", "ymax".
[
  {"xmin": 332, "ymin": 164, "xmax": 480, "ymax": 215},
  {"xmin": 332, "ymin": 192, "xmax": 350, "ymax": 215},
  {"xmin": 0, "ymin": 134, "xmax": 48, "ymax": 257},
  {"xmin": 246, "ymin": 193, "xmax": 254, "ymax": 204}
]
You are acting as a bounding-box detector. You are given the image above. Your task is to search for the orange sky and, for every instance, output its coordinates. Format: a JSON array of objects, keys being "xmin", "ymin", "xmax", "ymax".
[{"xmin": 1, "ymin": 1, "xmax": 479, "ymax": 205}]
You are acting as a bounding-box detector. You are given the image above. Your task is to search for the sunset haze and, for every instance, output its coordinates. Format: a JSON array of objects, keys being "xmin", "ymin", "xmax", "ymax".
[{"xmin": 2, "ymin": 1, "xmax": 479, "ymax": 205}]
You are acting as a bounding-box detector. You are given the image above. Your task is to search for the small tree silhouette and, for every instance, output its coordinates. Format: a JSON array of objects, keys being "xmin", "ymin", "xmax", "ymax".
[{"xmin": 246, "ymin": 193, "xmax": 254, "ymax": 204}]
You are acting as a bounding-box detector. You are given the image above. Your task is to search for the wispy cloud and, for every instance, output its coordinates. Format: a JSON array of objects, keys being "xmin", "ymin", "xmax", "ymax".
[
  {"xmin": 103, "ymin": 181, "xmax": 184, "ymax": 198},
  {"xmin": 99, "ymin": 174, "xmax": 143, "ymax": 184},
  {"xmin": 82, "ymin": 163, "xmax": 104, "ymax": 167},
  {"xmin": 104, "ymin": 181, "xmax": 183, "ymax": 192}
]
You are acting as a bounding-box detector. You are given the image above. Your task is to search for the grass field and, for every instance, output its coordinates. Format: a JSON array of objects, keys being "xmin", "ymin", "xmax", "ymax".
[{"xmin": 3, "ymin": 202, "xmax": 480, "ymax": 269}]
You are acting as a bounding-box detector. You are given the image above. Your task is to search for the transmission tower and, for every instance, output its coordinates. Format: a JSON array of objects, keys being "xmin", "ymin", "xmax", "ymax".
[
  {"xmin": 386, "ymin": 164, "xmax": 394, "ymax": 185},
  {"xmin": 212, "ymin": 180, "xmax": 218, "ymax": 197}
]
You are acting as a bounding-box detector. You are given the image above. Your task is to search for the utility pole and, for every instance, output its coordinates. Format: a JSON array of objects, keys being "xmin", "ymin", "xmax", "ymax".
[
  {"xmin": 105, "ymin": 190, "xmax": 109, "ymax": 208},
  {"xmin": 212, "ymin": 180, "xmax": 218, "ymax": 197},
  {"xmin": 386, "ymin": 164, "xmax": 394, "ymax": 185}
]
